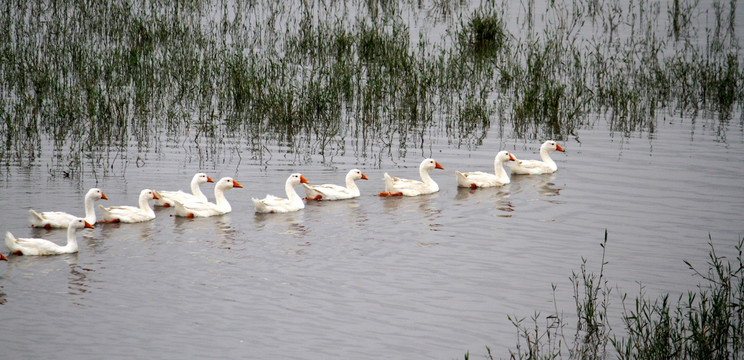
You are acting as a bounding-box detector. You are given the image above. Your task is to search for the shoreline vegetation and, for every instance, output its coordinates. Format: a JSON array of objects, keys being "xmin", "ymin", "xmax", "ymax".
[
  {"xmin": 1, "ymin": 0, "xmax": 741, "ymax": 173},
  {"xmin": 469, "ymin": 232, "xmax": 743, "ymax": 359}
]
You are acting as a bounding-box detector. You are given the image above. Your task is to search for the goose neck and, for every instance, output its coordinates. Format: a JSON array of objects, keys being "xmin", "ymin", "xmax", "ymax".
[
  {"xmin": 83, "ymin": 195, "xmax": 97, "ymax": 224},
  {"xmin": 419, "ymin": 166, "xmax": 434, "ymax": 185},
  {"xmin": 138, "ymin": 194, "xmax": 153, "ymax": 213},
  {"xmin": 214, "ymin": 186, "xmax": 229, "ymax": 208},
  {"xmin": 494, "ymin": 158, "xmax": 509, "ymax": 179},
  {"xmin": 191, "ymin": 178, "xmax": 205, "ymax": 198},
  {"xmin": 285, "ymin": 181, "xmax": 301, "ymax": 204},
  {"xmin": 64, "ymin": 226, "xmax": 80, "ymax": 252},
  {"xmin": 345, "ymin": 175, "xmax": 359, "ymax": 191},
  {"xmin": 540, "ymin": 148, "xmax": 556, "ymax": 166}
]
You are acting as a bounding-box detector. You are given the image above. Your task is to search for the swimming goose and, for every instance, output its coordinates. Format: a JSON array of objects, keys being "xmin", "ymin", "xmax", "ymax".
[
  {"xmin": 29, "ymin": 188, "xmax": 108, "ymax": 228},
  {"xmin": 510, "ymin": 141, "xmax": 565, "ymax": 175},
  {"xmin": 6, "ymin": 218, "xmax": 93, "ymax": 256},
  {"xmin": 455, "ymin": 151, "xmax": 516, "ymax": 188},
  {"xmin": 253, "ymin": 173, "xmax": 309, "ymax": 213},
  {"xmin": 99, "ymin": 189, "xmax": 159, "ymax": 223},
  {"xmin": 379, "ymin": 158, "xmax": 444, "ymax": 196},
  {"xmin": 303, "ymin": 169, "xmax": 368, "ymax": 200},
  {"xmin": 155, "ymin": 173, "xmax": 214, "ymax": 207},
  {"xmin": 173, "ymin": 177, "xmax": 243, "ymax": 218}
]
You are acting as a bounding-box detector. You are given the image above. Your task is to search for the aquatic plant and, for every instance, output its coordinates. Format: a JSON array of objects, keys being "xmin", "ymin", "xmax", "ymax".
[
  {"xmin": 0, "ymin": 0, "xmax": 741, "ymax": 172},
  {"xmin": 479, "ymin": 232, "xmax": 744, "ymax": 359},
  {"xmin": 457, "ymin": 6, "xmax": 508, "ymax": 58}
]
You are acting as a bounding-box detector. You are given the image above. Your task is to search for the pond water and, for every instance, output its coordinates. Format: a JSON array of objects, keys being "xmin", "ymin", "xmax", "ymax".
[
  {"xmin": 1, "ymin": 112, "xmax": 743, "ymax": 359},
  {"xmin": 2, "ymin": 0, "xmax": 744, "ymax": 357}
]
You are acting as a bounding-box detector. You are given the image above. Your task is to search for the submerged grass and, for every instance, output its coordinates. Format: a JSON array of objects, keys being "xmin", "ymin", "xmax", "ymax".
[
  {"xmin": 0, "ymin": 0, "xmax": 742, "ymax": 171},
  {"xmin": 475, "ymin": 232, "xmax": 744, "ymax": 359}
]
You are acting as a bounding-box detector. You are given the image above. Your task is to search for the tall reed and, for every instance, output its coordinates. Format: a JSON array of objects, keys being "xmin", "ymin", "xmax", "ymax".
[{"xmin": 0, "ymin": 0, "xmax": 741, "ymax": 171}]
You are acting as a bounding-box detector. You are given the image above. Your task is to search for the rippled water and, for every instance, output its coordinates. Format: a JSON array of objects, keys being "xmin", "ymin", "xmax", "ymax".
[{"xmin": 1, "ymin": 113, "xmax": 743, "ymax": 359}]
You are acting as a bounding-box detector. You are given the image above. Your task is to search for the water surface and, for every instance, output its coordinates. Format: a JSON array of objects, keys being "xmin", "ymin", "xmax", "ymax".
[
  {"xmin": 2, "ymin": 0, "xmax": 743, "ymax": 357},
  {"xmin": 1, "ymin": 114, "xmax": 743, "ymax": 359}
]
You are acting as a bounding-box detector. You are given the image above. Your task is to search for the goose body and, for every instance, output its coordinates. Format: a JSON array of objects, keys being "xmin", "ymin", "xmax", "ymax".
[
  {"xmin": 6, "ymin": 218, "xmax": 93, "ymax": 256},
  {"xmin": 253, "ymin": 174, "xmax": 309, "ymax": 213},
  {"xmin": 303, "ymin": 169, "xmax": 368, "ymax": 201},
  {"xmin": 456, "ymin": 151, "xmax": 516, "ymax": 188},
  {"xmin": 29, "ymin": 188, "xmax": 108, "ymax": 228},
  {"xmin": 510, "ymin": 141, "xmax": 565, "ymax": 175},
  {"xmin": 173, "ymin": 177, "xmax": 243, "ymax": 218},
  {"xmin": 380, "ymin": 158, "xmax": 444, "ymax": 197},
  {"xmin": 155, "ymin": 173, "xmax": 214, "ymax": 207},
  {"xmin": 99, "ymin": 189, "xmax": 159, "ymax": 223}
]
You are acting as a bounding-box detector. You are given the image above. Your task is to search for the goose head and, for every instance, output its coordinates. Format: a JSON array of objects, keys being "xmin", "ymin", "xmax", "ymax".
[
  {"xmin": 70, "ymin": 218, "xmax": 95, "ymax": 230},
  {"xmin": 195, "ymin": 173, "xmax": 214, "ymax": 185},
  {"xmin": 216, "ymin": 177, "xmax": 243, "ymax": 191},
  {"xmin": 86, "ymin": 188, "xmax": 108, "ymax": 201},
  {"xmin": 420, "ymin": 158, "xmax": 444, "ymax": 171},
  {"xmin": 542, "ymin": 141, "xmax": 565, "ymax": 153},
  {"xmin": 497, "ymin": 151, "xmax": 517, "ymax": 163},
  {"xmin": 139, "ymin": 189, "xmax": 159, "ymax": 201},
  {"xmin": 288, "ymin": 173, "xmax": 310, "ymax": 186},
  {"xmin": 348, "ymin": 169, "xmax": 369, "ymax": 181}
]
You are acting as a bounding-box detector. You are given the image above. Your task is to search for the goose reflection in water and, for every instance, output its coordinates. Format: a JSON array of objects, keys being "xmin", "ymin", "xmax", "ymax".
[
  {"xmin": 304, "ymin": 197, "xmax": 368, "ymax": 230},
  {"xmin": 173, "ymin": 212, "xmax": 231, "ymax": 234},
  {"xmin": 455, "ymin": 184, "xmax": 515, "ymax": 216},
  {"xmin": 65, "ymin": 255, "xmax": 96, "ymax": 303},
  {"xmin": 511, "ymin": 173, "xmax": 563, "ymax": 200},
  {"xmin": 1, "ymin": 253, "xmax": 92, "ymax": 305},
  {"xmin": 380, "ymin": 192, "xmax": 442, "ymax": 230},
  {"xmin": 253, "ymin": 211, "xmax": 308, "ymax": 238}
]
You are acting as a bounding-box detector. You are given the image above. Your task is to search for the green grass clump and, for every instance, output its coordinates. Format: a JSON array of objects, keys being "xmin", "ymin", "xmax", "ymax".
[
  {"xmin": 471, "ymin": 232, "xmax": 744, "ymax": 359},
  {"xmin": 613, "ymin": 234, "xmax": 744, "ymax": 359},
  {"xmin": 457, "ymin": 7, "xmax": 508, "ymax": 58}
]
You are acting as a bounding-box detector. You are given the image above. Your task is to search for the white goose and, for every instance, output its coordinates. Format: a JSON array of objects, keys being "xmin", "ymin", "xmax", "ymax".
[
  {"xmin": 99, "ymin": 189, "xmax": 159, "ymax": 223},
  {"xmin": 173, "ymin": 177, "xmax": 243, "ymax": 218},
  {"xmin": 379, "ymin": 158, "xmax": 444, "ymax": 197},
  {"xmin": 253, "ymin": 173, "xmax": 309, "ymax": 213},
  {"xmin": 510, "ymin": 141, "xmax": 565, "ymax": 175},
  {"xmin": 29, "ymin": 188, "xmax": 108, "ymax": 228},
  {"xmin": 5, "ymin": 218, "xmax": 93, "ymax": 256},
  {"xmin": 303, "ymin": 169, "xmax": 368, "ymax": 201},
  {"xmin": 455, "ymin": 151, "xmax": 516, "ymax": 188},
  {"xmin": 155, "ymin": 173, "xmax": 214, "ymax": 207}
]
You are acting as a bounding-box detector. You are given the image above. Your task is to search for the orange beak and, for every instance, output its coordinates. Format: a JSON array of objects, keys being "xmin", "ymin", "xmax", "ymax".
[
  {"xmin": 300, "ymin": 175, "xmax": 309, "ymax": 184},
  {"xmin": 508, "ymin": 154, "xmax": 516, "ymax": 161},
  {"xmin": 207, "ymin": 176, "xmax": 214, "ymax": 183},
  {"xmin": 361, "ymin": 173, "xmax": 369, "ymax": 180},
  {"xmin": 152, "ymin": 192, "xmax": 160, "ymax": 200},
  {"xmin": 84, "ymin": 221, "xmax": 95, "ymax": 229},
  {"xmin": 101, "ymin": 193, "xmax": 108, "ymax": 200},
  {"xmin": 233, "ymin": 180, "xmax": 244, "ymax": 188},
  {"xmin": 435, "ymin": 162, "xmax": 444, "ymax": 170},
  {"xmin": 0, "ymin": 252, "xmax": 7, "ymax": 261},
  {"xmin": 556, "ymin": 144, "xmax": 565, "ymax": 152}
]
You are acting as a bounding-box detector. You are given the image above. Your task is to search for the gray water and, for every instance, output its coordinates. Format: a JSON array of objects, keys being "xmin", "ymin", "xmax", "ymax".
[{"xmin": 1, "ymin": 112, "xmax": 743, "ymax": 359}]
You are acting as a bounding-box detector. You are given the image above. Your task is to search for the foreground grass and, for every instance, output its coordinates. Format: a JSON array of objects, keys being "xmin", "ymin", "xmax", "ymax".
[{"xmin": 466, "ymin": 231, "xmax": 744, "ymax": 359}]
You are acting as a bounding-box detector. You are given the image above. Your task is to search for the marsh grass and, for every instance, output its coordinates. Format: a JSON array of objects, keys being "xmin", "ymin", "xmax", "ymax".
[
  {"xmin": 491, "ymin": 232, "xmax": 744, "ymax": 360},
  {"xmin": 0, "ymin": 0, "xmax": 741, "ymax": 172}
]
